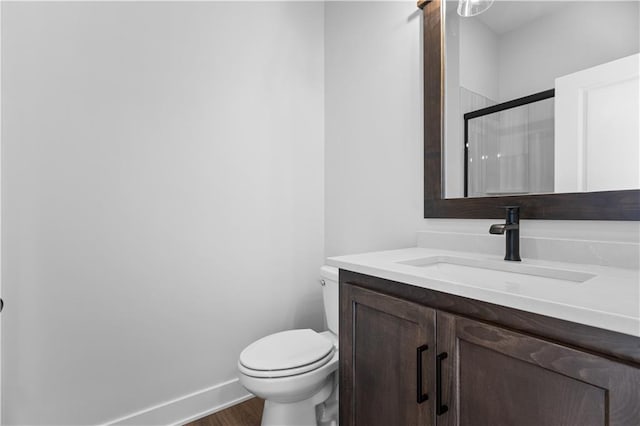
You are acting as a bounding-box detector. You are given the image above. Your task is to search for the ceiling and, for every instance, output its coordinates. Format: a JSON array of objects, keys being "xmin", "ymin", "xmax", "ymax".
[{"xmin": 476, "ymin": 1, "xmax": 571, "ymax": 35}]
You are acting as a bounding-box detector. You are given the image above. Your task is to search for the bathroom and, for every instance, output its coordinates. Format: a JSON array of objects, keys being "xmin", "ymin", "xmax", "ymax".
[{"xmin": 0, "ymin": 0, "xmax": 638, "ymax": 425}]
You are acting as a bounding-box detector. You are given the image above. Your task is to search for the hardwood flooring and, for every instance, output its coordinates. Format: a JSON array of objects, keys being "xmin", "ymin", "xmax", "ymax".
[{"xmin": 185, "ymin": 398, "xmax": 264, "ymax": 426}]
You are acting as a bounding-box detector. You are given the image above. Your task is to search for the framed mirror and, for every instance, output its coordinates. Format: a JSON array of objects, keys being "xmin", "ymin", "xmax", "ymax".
[{"xmin": 420, "ymin": 0, "xmax": 640, "ymax": 219}]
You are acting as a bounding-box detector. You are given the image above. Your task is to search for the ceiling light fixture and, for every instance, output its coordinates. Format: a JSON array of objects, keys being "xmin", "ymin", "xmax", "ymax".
[{"xmin": 457, "ymin": 0, "xmax": 495, "ymax": 17}]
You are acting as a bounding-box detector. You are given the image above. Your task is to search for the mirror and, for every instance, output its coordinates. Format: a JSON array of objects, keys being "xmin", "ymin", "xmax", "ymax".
[
  {"xmin": 442, "ymin": 0, "xmax": 639, "ymax": 199},
  {"xmin": 420, "ymin": 0, "xmax": 640, "ymax": 219}
]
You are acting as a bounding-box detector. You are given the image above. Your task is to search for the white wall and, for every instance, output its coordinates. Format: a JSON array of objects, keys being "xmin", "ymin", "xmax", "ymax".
[
  {"xmin": 498, "ymin": 1, "xmax": 640, "ymax": 101},
  {"xmin": 324, "ymin": 1, "xmax": 423, "ymax": 256},
  {"xmin": 1, "ymin": 2, "xmax": 324, "ymax": 424},
  {"xmin": 324, "ymin": 1, "xmax": 639, "ymax": 256},
  {"xmin": 444, "ymin": 2, "xmax": 463, "ymax": 199},
  {"xmin": 459, "ymin": 17, "xmax": 499, "ymax": 101}
]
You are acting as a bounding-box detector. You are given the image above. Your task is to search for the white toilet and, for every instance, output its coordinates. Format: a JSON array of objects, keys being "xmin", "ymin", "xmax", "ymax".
[{"xmin": 238, "ymin": 266, "xmax": 339, "ymax": 426}]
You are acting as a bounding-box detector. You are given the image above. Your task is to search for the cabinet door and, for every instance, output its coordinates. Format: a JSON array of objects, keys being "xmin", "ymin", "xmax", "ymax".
[
  {"xmin": 340, "ymin": 284, "xmax": 437, "ymax": 426},
  {"xmin": 437, "ymin": 312, "xmax": 640, "ymax": 426}
]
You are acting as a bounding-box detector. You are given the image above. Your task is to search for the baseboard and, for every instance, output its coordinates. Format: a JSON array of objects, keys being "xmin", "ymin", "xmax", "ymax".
[{"xmin": 104, "ymin": 378, "xmax": 253, "ymax": 426}]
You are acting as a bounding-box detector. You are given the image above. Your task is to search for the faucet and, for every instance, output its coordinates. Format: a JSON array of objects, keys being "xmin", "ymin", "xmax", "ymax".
[{"xmin": 490, "ymin": 206, "xmax": 521, "ymax": 261}]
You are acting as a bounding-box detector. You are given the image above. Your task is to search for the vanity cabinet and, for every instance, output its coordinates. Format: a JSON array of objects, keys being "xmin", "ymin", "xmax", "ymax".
[
  {"xmin": 340, "ymin": 272, "xmax": 640, "ymax": 426},
  {"xmin": 438, "ymin": 313, "xmax": 640, "ymax": 426},
  {"xmin": 341, "ymin": 284, "xmax": 437, "ymax": 425}
]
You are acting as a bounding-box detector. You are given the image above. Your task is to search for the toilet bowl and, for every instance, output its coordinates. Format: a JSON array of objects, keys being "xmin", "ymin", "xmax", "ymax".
[{"xmin": 237, "ymin": 266, "xmax": 339, "ymax": 426}]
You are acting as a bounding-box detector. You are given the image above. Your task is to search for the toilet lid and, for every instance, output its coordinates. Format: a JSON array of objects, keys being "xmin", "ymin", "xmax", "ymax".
[{"xmin": 239, "ymin": 329, "xmax": 334, "ymax": 372}]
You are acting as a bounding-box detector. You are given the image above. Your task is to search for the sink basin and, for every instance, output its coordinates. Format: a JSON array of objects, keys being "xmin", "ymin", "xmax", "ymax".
[{"xmin": 397, "ymin": 256, "xmax": 596, "ymax": 288}]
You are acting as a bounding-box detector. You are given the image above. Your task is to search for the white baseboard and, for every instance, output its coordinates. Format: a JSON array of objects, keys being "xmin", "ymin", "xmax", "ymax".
[{"xmin": 104, "ymin": 378, "xmax": 253, "ymax": 426}]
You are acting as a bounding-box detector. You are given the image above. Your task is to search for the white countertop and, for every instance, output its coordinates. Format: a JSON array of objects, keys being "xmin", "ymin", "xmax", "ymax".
[{"xmin": 327, "ymin": 247, "xmax": 640, "ymax": 337}]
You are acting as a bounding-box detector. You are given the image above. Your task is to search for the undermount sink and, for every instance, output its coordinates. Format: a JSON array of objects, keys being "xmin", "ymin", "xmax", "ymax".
[{"xmin": 397, "ymin": 256, "xmax": 596, "ymax": 288}]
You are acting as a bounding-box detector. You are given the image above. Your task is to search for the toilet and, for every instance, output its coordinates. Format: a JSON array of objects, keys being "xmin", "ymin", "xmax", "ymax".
[{"xmin": 238, "ymin": 266, "xmax": 339, "ymax": 426}]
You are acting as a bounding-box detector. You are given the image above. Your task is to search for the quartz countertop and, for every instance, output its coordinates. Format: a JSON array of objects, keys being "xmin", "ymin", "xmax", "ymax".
[{"xmin": 327, "ymin": 247, "xmax": 640, "ymax": 337}]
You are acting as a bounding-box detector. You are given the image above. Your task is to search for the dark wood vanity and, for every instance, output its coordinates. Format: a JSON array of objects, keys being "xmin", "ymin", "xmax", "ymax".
[
  {"xmin": 339, "ymin": 269, "xmax": 640, "ymax": 426},
  {"xmin": 337, "ymin": 1, "xmax": 640, "ymax": 424}
]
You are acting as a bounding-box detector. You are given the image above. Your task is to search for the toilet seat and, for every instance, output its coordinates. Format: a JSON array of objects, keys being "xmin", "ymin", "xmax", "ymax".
[
  {"xmin": 239, "ymin": 329, "xmax": 334, "ymax": 378},
  {"xmin": 239, "ymin": 348, "xmax": 334, "ymax": 378}
]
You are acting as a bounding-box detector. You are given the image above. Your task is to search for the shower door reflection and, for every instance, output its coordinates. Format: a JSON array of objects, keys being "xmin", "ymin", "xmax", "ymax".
[{"xmin": 464, "ymin": 91, "xmax": 554, "ymax": 198}]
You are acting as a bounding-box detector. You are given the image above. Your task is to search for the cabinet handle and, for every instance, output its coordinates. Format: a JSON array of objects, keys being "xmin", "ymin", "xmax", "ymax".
[
  {"xmin": 436, "ymin": 352, "xmax": 449, "ymax": 415},
  {"xmin": 416, "ymin": 345, "xmax": 429, "ymax": 403}
]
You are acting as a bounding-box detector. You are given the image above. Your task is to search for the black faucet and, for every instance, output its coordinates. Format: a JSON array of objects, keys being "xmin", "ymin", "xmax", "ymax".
[{"xmin": 490, "ymin": 206, "xmax": 521, "ymax": 261}]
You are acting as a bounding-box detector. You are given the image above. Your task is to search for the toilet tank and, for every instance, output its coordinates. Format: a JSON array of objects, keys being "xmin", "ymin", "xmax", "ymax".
[{"xmin": 320, "ymin": 266, "xmax": 339, "ymax": 335}]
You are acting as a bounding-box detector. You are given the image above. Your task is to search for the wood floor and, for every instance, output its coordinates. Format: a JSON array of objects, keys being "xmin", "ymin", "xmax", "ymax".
[{"xmin": 185, "ymin": 398, "xmax": 264, "ymax": 426}]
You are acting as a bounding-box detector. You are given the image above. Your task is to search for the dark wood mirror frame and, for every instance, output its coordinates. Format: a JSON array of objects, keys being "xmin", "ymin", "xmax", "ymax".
[{"xmin": 419, "ymin": 0, "xmax": 640, "ymax": 220}]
